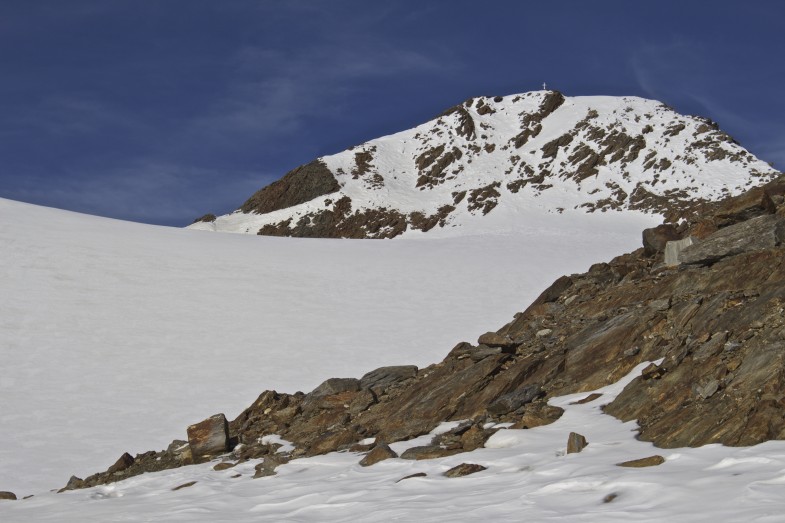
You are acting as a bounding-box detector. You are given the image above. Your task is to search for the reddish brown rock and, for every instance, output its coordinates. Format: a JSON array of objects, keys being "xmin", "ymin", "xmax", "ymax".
[{"xmin": 187, "ymin": 414, "xmax": 230, "ymax": 460}]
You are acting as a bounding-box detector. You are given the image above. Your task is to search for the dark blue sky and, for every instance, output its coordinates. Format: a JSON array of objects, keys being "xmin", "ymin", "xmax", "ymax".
[{"xmin": 2, "ymin": 1, "xmax": 783, "ymax": 225}]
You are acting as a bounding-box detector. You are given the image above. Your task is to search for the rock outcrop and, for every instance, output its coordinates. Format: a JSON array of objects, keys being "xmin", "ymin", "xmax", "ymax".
[{"xmin": 65, "ymin": 175, "xmax": 785, "ymax": 491}]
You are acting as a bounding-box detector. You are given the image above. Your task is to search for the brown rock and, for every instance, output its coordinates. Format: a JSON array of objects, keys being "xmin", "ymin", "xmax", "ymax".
[
  {"xmin": 477, "ymin": 332, "xmax": 517, "ymax": 349},
  {"xmin": 240, "ymin": 159, "xmax": 339, "ymax": 215},
  {"xmin": 0, "ymin": 491, "xmax": 16, "ymax": 501},
  {"xmin": 566, "ymin": 432, "xmax": 587, "ymax": 454},
  {"xmin": 213, "ymin": 462, "xmax": 237, "ymax": 471},
  {"xmin": 187, "ymin": 414, "xmax": 230, "ymax": 459},
  {"xmin": 714, "ymin": 187, "xmax": 776, "ymax": 226},
  {"xmin": 443, "ymin": 463, "xmax": 487, "ymax": 478},
  {"xmin": 617, "ymin": 455, "xmax": 665, "ymax": 467},
  {"xmin": 106, "ymin": 452, "xmax": 135, "ymax": 475},
  {"xmin": 359, "ymin": 443, "xmax": 398, "ymax": 467}
]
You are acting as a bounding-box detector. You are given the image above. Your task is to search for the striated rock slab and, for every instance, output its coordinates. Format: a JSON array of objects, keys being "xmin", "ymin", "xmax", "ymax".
[
  {"xmin": 678, "ymin": 215, "xmax": 785, "ymax": 265},
  {"xmin": 443, "ymin": 463, "xmax": 487, "ymax": 478}
]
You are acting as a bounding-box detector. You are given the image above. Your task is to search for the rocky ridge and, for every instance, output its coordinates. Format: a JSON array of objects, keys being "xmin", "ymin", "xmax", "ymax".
[
  {"xmin": 189, "ymin": 90, "xmax": 777, "ymax": 238},
  {"xmin": 65, "ymin": 174, "xmax": 785, "ymax": 491}
]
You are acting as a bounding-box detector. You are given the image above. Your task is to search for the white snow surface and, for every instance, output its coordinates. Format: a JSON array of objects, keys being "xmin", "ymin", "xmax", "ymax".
[
  {"xmin": 192, "ymin": 91, "xmax": 777, "ymax": 237},
  {"xmin": 6, "ymin": 361, "xmax": 785, "ymax": 522},
  {"xmin": 0, "ymin": 196, "xmax": 659, "ymax": 497}
]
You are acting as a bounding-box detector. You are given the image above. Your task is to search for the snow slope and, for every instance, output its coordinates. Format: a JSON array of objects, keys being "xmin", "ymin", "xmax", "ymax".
[
  {"xmin": 6, "ymin": 362, "xmax": 785, "ymax": 522},
  {"xmin": 0, "ymin": 197, "xmax": 659, "ymax": 497},
  {"xmin": 191, "ymin": 91, "xmax": 777, "ymax": 237}
]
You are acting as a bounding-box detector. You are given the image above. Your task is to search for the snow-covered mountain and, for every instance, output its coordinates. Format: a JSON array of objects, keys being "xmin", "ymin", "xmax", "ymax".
[{"xmin": 190, "ymin": 90, "xmax": 777, "ymax": 237}]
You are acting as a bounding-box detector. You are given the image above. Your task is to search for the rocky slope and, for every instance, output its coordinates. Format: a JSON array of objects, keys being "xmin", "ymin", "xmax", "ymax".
[
  {"xmin": 66, "ymin": 173, "xmax": 785, "ymax": 491},
  {"xmin": 190, "ymin": 90, "xmax": 777, "ymax": 237}
]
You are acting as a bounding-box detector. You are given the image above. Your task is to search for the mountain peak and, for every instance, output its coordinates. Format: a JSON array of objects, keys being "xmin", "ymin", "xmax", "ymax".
[{"xmin": 190, "ymin": 90, "xmax": 778, "ymax": 237}]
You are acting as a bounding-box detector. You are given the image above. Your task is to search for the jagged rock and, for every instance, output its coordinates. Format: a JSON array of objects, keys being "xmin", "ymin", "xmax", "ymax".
[
  {"xmin": 359, "ymin": 443, "xmax": 398, "ymax": 466},
  {"xmin": 396, "ymin": 472, "xmax": 427, "ymax": 482},
  {"xmin": 477, "ymin": 332, "xmax": 517, "ymax": 349},
  {"xmin": 106, "ymin": 452, "xmax": 135, "ymax": 475},
  {"xmin": 172, "ymin": 481, "xmax": 197, "ymax": 491},
  {"xmin": 187, "ymin": 413, "xmax": 230, "ymax": 460},
  {"xmin": 567, "ymin": 432, "xmax": 587, "ymax": 454},
  {"xmin": 443, "ymin": 463, "xmax": 487, "ymax": 478},
  {"xmin": 59, "ymin": 476, "xmax": 84, "ymax": 492},
  {"xmin": 487, "ymin": 384, "xmax": 542, "ymax": 415},
  {"xmin": 643, "ymin": 224, "xmax": 681, "ymax": 255},
  {"xmin": 0, "ymin": 491, "xmax": 16, "ymax": 501},
  {"xmin": 531, "ymin": 275, "xmax": 573, "ymax": 305},
  {"xmin": 664, "ymin": 236, "xmax": 696, "ymax": 266},
  {"xmin": 617, "ymin": 455, "xmax": 665, "ymax": 467},
  {"xmin": 400, "ymin": 445, "xmax": 462, "ymax": 460},
  {"xmin": 359, "ymin": 366, "xmax": 418, "ymax": 393},
  {"xmin": 192, "ymin": 213, "xmax": 216, "ymax": 224},
  {"xmin": 678, "ymin": 215, "xmax": 785, "ymax": 265},
  {"xmin": 310, "ymin": 377, "xmax": 361, "ymax": 398}
]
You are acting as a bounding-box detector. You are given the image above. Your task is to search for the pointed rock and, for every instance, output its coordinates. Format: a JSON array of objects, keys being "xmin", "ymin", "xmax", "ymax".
[
  {"xmin": 566, "ymin": 432, "xmax": 588, "ymax": 454},
  {"xmin": 359, "ymin": 443, "xmax": 398, "ymax": 467}
]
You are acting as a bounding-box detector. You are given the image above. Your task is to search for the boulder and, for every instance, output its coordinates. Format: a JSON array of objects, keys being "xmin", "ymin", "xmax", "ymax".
[
  {"xmin": 213, "ymin": 462, "xmax": 236, "ymax": 471},
  {"xmin": 678, "ymin": 215, "xmax": 785, "ymax": 266},
  {"xmin": 567, "ymin": 432, "xmax": 587, "ymax": 454},
  {"xmin": 359, "ymin": 443, "xmax": 398, "ymax": 467},
  {"xmin": 0, "ymin": 491, "xmax": 16, "ymax": 501},
  {"xmin": 106, "ymin": 452, "xmax": 135, "ymax": 475},
  {"xmin": 487, "ymin": 385, "xmax": 542, "ymax": 415},
  {"xmin": 310, "ymin": 377, "xmax": 361, "ymax": 397},
  {"xmin": 642, "ymin": 224, "xmax": 681, "ymax": 255},
  {"xmin": 443, "ymin": 463, "xmax": 487, "ymax": 478},
  {"xmin": 359, "ymin": 366, "xmax": 418, "ymax": 393},
  {"xmin": 187, "ymin": 413, "xmax": 230, "ymax": 459},
  {"xmin": 477, "ymin": 332, "xmax": 517, "ymax": 349}
]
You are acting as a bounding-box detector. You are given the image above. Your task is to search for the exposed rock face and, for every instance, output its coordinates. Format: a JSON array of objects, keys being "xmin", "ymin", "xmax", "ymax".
[
  {"xmin": 67, "ymin": 177, "xmax": 785, "ymax": 491},
  {"xmin": 240, "ymin": 159, "xmax": 340, "ymax": 215},
  {"xmin": 187, "ymin": 414, "xmax": 230, "ymax": 460}
]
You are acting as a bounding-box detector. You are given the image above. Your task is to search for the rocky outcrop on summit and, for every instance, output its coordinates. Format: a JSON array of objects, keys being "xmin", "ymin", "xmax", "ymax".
[
  {"xmin": 239, "ymin": 159, "xmax": 340, "ymax": 215},
  {"xmin": 70, "ymin": 176, "xmax": 785, "ymax": 491},
  {"xmin": 190, "ymin": 90, "xmax": 777, "ymax": 237}
]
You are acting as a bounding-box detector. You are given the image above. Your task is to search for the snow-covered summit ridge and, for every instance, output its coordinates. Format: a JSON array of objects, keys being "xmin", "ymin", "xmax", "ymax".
[{"xmin": 190, "ymin": 90, "xmax": 778, "ymax": 237}]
